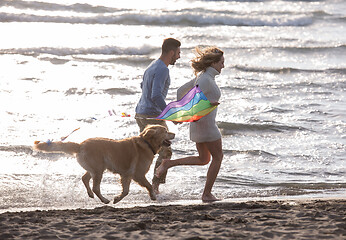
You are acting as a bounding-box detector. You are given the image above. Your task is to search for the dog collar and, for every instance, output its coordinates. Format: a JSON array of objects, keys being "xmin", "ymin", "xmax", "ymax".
[{"xmin": 141, "ymin": 137, "xmax": 156, "ymax": 155}]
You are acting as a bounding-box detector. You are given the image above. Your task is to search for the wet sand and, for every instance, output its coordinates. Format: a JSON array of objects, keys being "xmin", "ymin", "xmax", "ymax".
[{"xmin": 0, "ymin": 199, "xmax": 345, "ymax": 239}]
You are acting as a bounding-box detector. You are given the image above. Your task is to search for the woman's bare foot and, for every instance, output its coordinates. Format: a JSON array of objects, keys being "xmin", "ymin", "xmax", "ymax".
[
  {"xmin": 202, "ymin": 193, "xmax": 221, "ymax": 202},
  {"xmin": 155, "ymin": 159, "xmax": 169, "ymax": 178}
]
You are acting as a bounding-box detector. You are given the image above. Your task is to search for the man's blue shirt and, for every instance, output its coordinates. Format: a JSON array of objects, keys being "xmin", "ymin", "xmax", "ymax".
[{"xmin": 136, "ymin": 59, "xmax": 170, "ymax": 116}]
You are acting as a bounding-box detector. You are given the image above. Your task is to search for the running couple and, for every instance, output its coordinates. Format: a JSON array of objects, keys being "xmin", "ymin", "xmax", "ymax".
[{"xmin": 135, "ymin": 38, "xmax": 225, "ymax": 202}]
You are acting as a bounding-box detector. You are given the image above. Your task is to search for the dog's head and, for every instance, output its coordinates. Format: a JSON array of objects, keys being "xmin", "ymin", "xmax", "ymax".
[{"xmin": 140, "ymin": 125, "xmax": 175, "ymax": 153}]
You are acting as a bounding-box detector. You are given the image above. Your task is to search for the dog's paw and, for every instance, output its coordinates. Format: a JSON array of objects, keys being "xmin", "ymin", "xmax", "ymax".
[{"xmin": 102, "ymin": 199, "xmax": 110, "ymax": 204}]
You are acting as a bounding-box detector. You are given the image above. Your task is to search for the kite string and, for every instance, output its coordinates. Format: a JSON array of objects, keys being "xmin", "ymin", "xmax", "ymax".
[
  {"xmin": 42, "ymin": 109, "xmax": 131, "ymax": 144},
  {"xmin": 60, "ymin": 127, "xmax": 81, "ymax": 141}
]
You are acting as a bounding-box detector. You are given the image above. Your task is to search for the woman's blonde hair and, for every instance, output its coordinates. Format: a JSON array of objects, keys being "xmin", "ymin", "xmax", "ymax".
[{"xmin": 191, "ymin": 46, "xmax": 224, "ymax": 76}]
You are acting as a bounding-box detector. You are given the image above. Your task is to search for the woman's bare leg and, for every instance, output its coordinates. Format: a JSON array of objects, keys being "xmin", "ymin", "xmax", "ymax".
[
  {"xmin": 155, "ymin": 139, "xmax": 223, "ymax": 202},
  {"xmin": 155, "ymin": 143, "xmax": 211, "ymax": 178},
  {"xmin": 202, "ymin": 138, "xmax": 223, "ymax": 202}
]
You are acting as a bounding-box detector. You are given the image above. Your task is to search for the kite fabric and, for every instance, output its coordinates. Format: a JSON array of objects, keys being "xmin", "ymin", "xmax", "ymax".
[{"xmin": 156, "ymin": 85, "xmax": 217, "ymax": 122}]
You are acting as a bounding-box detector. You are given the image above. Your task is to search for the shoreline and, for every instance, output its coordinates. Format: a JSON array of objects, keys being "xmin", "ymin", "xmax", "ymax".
[
  {"xmin": 1, "ymin": 198, "xmax": 345, "ymax": 239},
  {"xmin": 2, "ymin": 193, "xmax": 345, "ymax": 214}
]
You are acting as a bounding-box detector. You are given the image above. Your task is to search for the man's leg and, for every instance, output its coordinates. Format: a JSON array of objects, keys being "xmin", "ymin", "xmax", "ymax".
[
  {"xmin": 135, "ymin": 114, "xmax": 173, "ymax": 193},
  {"xmin": 152, "ymin": 145, "xmax": 172, "ymax": 184}
]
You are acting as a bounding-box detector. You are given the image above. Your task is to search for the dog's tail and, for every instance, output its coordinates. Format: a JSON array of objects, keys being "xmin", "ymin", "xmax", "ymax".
[{"xmin": 34, "ymin": 141, "xmax": 80, "ymax": 155}]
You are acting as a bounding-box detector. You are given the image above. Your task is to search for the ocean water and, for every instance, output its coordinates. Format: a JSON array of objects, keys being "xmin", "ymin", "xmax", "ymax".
[{"xmin": 0, "ymin": 0, "xmax": 345, "ymax": 213}]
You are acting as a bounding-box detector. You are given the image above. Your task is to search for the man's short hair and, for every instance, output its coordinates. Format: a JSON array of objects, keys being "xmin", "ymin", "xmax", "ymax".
[{"xmin": 162, "ymin": 38, "xmax": 181, "ymax": 53}]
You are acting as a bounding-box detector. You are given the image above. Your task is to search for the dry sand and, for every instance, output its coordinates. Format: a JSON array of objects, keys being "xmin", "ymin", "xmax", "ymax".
[{"xmin": 0, "ymin": 199, "xmax": 345, "ymax": 239}]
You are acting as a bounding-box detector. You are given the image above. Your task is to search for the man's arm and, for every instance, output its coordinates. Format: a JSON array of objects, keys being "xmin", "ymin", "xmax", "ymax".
[{"xmin": 151, "ymin": 67, "xmax": 169, "ymax": 110}]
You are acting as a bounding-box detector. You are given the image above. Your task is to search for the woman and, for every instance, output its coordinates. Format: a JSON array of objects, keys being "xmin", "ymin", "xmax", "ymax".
[{"xmin": 156, "ymin": 46, "xmax": 224, "ymax": 202}]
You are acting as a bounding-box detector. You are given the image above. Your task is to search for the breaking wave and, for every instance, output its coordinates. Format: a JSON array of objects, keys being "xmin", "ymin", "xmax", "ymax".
[
  {"xmin": 218, "ymin": 121, "xmax": 306, "ymax": 135},
  {"xmin": 233, "ymin": 65, "xmax": 346, "ymax": 74},
  {"xmin": 0, "ymin": 45, "xmax": 155, "ymax": 57},
  {"xmin": 0, "ymin": 12, "xmax": 314, "ymax": 27}
]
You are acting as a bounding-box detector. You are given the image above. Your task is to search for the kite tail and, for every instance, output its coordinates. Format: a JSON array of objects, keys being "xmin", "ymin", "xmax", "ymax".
[{"xmin": 34, "ymin": 141, "xmax": 80, "ymax": 155}]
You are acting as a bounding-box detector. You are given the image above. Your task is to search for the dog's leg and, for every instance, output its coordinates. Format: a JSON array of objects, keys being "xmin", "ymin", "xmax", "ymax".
[
  {"xmin": 133, "ymin": 175, "xmax": 156, "ymax": 201},
  {"xmin": 113, "ymin": 175, "xmax": 131, "ymax": 204},
  {"xmin": 91, "ymin": 172, "xmax": 110, "ymax": 204},
  {"xmin": 82, "ymin": 172, "xmax": 94, "ymax": 198}
]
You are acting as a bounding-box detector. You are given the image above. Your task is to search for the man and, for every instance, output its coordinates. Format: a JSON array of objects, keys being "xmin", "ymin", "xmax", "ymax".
[{"xmin": 135, "ymin": 38, "xmax": 181, "ymax": 194}]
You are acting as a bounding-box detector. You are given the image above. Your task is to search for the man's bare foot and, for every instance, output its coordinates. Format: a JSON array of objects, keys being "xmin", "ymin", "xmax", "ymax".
[
  {"xmin": 202, "ymin": 193, "xmax": 221, "ymax": 202},
  {"xmin": 155, "ymin": 159, "xmax": 169, "ymax": 178}
]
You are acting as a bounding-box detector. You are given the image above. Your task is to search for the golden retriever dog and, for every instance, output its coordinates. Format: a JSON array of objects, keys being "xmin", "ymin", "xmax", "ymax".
[{"xmin": 34, "ymin": 125, "xmax": 175, "ymax": 204}]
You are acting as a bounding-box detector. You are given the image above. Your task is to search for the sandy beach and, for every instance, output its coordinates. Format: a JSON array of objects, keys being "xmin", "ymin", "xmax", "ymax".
[{"xmin": 0, "ymin": 199, "xmax": 345, "ymax": 239}]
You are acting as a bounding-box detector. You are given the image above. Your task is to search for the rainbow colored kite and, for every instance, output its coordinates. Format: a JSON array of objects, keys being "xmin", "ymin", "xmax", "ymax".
[{"xmin": 156, "ymin": 85, "xmax": 217, "ymax": 122}]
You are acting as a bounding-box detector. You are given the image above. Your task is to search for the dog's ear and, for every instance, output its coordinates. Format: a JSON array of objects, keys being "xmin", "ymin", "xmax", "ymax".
[{"xmin": 140, "ymin": 126, "xmax": 157, "ymax": 138}]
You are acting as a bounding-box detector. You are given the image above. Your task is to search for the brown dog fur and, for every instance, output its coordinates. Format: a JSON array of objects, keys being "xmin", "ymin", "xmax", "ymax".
[{"xmin": 34, "ymin": 125, "xmax": 175, "ymax": 204}]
